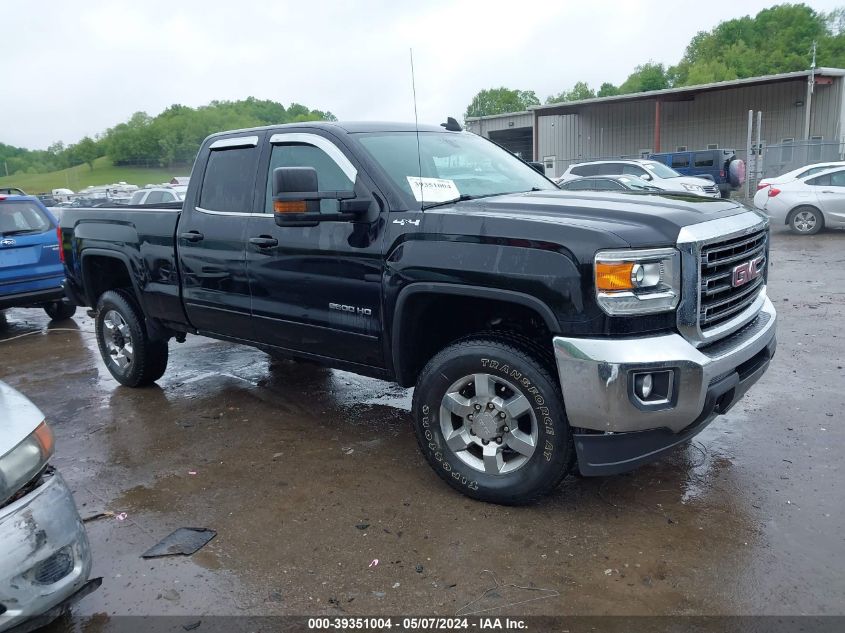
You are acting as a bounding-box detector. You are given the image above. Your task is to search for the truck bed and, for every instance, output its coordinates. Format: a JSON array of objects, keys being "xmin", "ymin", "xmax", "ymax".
[{"xmin": 59, "ymin": 204, "xmax": 185, "ymax": 325}]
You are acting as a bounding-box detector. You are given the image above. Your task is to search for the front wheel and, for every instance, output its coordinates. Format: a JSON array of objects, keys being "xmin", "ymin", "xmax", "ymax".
[
  {"xmin": 43, "ymin": 300, "xmax": 76, "ymax": 321},
  {"xmin": 412, "ymin": 336, "xmax": 574, "ymax": 504},
  {"xmin": 789, "ymin": 206, "xmax": 824, "ymax": 235},
  {"xmin": 95, "ymin": 290, "xmax": 168, "ymax": 387}
]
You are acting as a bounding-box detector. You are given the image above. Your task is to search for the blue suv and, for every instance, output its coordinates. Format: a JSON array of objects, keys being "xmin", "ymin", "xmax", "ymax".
[
  {"xmin": 649, "ymin": 149, "xmax": 745, "ymax": 198},
  {"xmin": 0, "ymin": 195, "xmax": 76, "ymax": 321}
]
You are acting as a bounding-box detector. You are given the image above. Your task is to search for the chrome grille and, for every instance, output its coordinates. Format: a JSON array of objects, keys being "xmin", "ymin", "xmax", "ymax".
[{"xmin": 699, "ymin": 227, "xmax": 768, "ymax": 329}]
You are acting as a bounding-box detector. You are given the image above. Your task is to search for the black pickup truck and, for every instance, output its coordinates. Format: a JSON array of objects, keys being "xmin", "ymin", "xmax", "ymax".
[{"xmin": 59, "ymin": 121, "xmax": 777, "ymax": 504}]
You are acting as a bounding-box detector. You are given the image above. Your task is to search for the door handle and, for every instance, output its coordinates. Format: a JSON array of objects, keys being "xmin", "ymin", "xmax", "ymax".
[
  {"xmin": 249, "ymin": 236, "xmax": 279, "ymax": 248},
  {"xmin": 822, "ymin": 190, "xmax": 835, "ymax": 194},
  {"xmin": 179, "ymin": 231, "xmax": 204, "ymax": 242}
]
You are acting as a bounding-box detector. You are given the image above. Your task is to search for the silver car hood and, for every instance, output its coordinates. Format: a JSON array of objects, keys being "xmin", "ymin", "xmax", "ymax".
[{"xmin": 0, "ymin": 381, "xmax": 44, "ymax": 455}]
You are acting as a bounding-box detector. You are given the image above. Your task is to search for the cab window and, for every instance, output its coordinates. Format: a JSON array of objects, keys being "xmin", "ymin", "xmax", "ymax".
[
  {"xmin": 265, "ymin": 143, "xmax": 354, "ymax": 213},
  {"xmin": 671, "ymin": 154, "xmax": 689, "ymax": 168},
  {"xmin": 200, "ymin": 146, "xmax": 259, "ymax": 212}
]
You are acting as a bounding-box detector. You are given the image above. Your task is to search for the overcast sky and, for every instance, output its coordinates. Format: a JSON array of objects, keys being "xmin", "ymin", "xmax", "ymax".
[{"xmin": 2, "ymin": 0, "xmax": 841, "ymax": 149}]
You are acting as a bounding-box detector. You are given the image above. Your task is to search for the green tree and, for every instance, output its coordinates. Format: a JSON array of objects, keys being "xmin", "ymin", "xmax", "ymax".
[
  {"xmin": 73, "ymin": 136, "xmax": 101, "ymax": 170},
  {"xmin": 464, "ymin": 87, "xmax": 540, "ymax": 118},
  {"xmin": 546, "ymin": 81, "xmax": 596, "ymax": 104},
  {"xmin": 669, "ymin": 4, "xmax": 835, "ymax": 86},
  {"xmin": 597, "ymin": 82, "xmax": 620, "ymax": 97},
  {"xmin": 620, "ymin": 62, "xmax": 670, "ymax": 94}
]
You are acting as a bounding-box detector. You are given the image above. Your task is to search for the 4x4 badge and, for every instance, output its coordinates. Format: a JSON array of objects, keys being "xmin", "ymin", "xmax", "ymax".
[{"xmin": 393, "ymin": 219, "xmax": 420, "ymax": 226}]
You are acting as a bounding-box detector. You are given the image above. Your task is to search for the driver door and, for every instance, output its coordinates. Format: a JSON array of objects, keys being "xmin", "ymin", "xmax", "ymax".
[{"xmin": 245, "ymin": 131, "xmax": 387, "ymax": 368}]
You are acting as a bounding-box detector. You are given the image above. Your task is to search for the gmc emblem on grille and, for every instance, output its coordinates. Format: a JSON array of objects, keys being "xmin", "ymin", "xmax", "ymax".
[{"xmin": 731, "ymin": 256, "xmax": 764, "ymax": 288}]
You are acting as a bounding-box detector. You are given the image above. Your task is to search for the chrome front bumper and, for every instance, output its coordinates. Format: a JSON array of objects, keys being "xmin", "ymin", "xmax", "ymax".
[
  {"xmin": 553, "ymin": 296, "xmax": 777, "ymax": 435},
  {"xmin": 0, "ymin": 471, "xmax": 93, "ymax": 632}
]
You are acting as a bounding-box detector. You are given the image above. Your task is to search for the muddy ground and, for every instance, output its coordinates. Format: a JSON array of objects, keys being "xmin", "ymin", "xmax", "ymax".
[{"xmin": 1, "ymin": 226, "xmax": 843, "ymax": 628}]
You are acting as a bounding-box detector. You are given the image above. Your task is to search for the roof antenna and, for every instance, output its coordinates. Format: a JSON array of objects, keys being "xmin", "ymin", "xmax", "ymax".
[
  {"xmin": 410, "ymin": 48, "xmax": 423, "ymax": 206},
  {"xmin": 441, "ymin": 116, "xmax": 462, "ymax": 132}
]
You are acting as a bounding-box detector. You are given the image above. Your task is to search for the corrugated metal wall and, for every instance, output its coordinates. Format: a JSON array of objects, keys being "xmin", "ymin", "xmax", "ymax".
[
  {"xmin": 536, "ymin": 77, "xmax": 844, "ymax": 177},
  {"xmin": 466, "ymin": 113, "xmax": 534, "ymax": 136}
]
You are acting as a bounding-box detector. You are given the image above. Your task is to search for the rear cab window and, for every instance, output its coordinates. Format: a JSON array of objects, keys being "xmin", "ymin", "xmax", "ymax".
[
  {"xmin": 199, "ymin": 137, "xmax": 261, "ymax": 212},
  {"xmin": 0, "ymin": 200, "xmax": 52, "ymax": 236}
]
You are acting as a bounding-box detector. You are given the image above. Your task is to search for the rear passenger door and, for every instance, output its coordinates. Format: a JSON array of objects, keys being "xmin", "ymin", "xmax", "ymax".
[{"xmin": 177, "ymin": 133, "xmax": 264, "ymax": 337}]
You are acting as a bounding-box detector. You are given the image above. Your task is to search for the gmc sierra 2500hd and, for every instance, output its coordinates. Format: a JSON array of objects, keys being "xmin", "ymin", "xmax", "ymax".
[{"xmin": 59, "ymin": 121, "xmax": 777, "ymax": 504}]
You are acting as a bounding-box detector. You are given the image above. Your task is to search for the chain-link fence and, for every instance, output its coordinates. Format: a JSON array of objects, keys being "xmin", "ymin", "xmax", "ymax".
[{"xmin": 543, "ymin": 138, "xmax": 844, "ymax": 200}]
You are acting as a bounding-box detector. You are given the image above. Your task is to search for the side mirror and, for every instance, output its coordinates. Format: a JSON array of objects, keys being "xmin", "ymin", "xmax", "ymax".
[
  {"xmin": 639, "ymin": 173, "xmax": 653, "ymax": 181},
  {"xmin": 272, "ymin": 167, "xmax": 370, "ymax": 227},
  {"xmin": 527, "ymin": 161, "xmax": 545, "ymax": 175}
]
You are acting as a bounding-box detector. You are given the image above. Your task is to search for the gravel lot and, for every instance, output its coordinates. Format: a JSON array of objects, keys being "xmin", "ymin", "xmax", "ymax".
[{"xmin": 1, "ymin": 225, "xmax": 843, "ymax": 628}]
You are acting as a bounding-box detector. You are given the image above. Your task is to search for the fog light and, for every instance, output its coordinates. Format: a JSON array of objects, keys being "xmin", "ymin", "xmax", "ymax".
[
  {"xmin": 631, "ymin": 370, "xmax": 675, "ymax": 406},
  {"xmin": 639, "ymin": 373, "xmax": 653, "ymax": 399}
]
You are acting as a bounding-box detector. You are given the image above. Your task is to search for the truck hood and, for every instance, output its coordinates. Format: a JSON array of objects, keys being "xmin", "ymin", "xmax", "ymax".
[
  {"xmin": 0, "ymin": 381, "xmax": 44, "ymax": 455},
  {"xmin": 444, "ymin": 190, "xmax": 754, "ymax": 247}
]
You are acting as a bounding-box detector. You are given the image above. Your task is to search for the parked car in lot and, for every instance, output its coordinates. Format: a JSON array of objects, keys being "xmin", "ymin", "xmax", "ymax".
[
  {"xmin": 555, "ymin": 159, "xmax": 721, "ymax": 198},
  {"xmin": 649, "ymin": 149, "xmax": 745, "ymax": 198},
  {"xmin": 557, "ymin": 174, "xmax": 662, "ymax": 192},
  {"xmin": 0, "ymin": 188, "xmax": 26, "ymax": 196},
  {"xmin": 0, "ymin": 381, "xmax": 99, "ymax": 631},
  {"xmin": 0, "ymin": 195, "xmax": 76, "ymax": 320},
  {"xmin": 753, "ymin": 166, "xmax": 845, "ymax": 234},
  {"xmin": 755, "ymin": 161, "xmax": 845, "ymax": 192},
  {"xmin": 127, "ymin": 186, "xmax": 185, "ymax": 205},
  {"xmin": 59, "ymin": 121, "xmax": 776, "ymax": 504}
]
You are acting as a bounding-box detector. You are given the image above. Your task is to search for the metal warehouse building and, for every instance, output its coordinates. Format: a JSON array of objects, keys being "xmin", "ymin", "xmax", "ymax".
[{"xmin": 466, "ymin": 68, "xmax": 845, "ymax": 181}]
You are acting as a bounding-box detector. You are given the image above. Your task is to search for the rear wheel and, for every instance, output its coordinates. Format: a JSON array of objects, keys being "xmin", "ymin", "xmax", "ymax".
[
  {"xmin": 788, "ymin": 206, "xmax": 824, "ymax": 235},
  {"xmin": 43, "ymin": 300, "xmax": 76, "ymax": 321},
  {"xmin": 412, "ymin": 336, "xmax": 574, "ymax": 504},
  {"xmin": 95, "ymin": 290, "xmax": 168, "ymax": 386}
]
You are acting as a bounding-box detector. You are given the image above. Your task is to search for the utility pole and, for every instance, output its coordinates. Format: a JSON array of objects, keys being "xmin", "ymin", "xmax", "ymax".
[
  {"xmin": 804, "ymin": 40, "xmax": 817, "ymax": 141},
  {"xmin": 745, "ymin": 110, "xmax": 753, "ymax": 199}
]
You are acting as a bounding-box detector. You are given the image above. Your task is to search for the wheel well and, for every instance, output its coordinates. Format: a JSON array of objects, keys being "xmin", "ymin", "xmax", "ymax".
[
  {"xmin": 393, "ymin": 293, "xmax": 554, "ymax": 387},
  {"xmin": 83, "ymin": 255, "xmax": 134, "ymax": 305},
  {"xmin": 786, "ymin": 205, "xmax": 822, "ymax": 225}
]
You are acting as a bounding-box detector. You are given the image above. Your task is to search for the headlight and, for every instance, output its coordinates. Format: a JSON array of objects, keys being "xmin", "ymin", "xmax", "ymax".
[
  {"xmin": 594, "ymin": 247, "xmax": 680, "ymax": 315},
  {"xmin": 682, "ymin": 184, "xmax": 704, "ymax": 192},
  {"xmin": 0, "ymin": 422, "xmax": 54, "ymax": 506}
]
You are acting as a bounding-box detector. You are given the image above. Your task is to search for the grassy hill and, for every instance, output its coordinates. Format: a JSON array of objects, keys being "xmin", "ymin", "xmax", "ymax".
[{"xmin": 0, "ymin": 157, "xmax": 190, "ymax": 194}]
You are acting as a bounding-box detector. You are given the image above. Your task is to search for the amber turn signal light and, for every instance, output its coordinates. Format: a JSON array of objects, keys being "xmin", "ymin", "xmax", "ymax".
[
  {"xmin": 33, "ymin": 421, "xmax": 55, "ymax": 459},
  {"xmin": 595, "ymin": 261, "xmax": 635, "ymax": 291},
  {"xmin": 274, "ymin": 200, "xmax": 307, "ymax": 213}
]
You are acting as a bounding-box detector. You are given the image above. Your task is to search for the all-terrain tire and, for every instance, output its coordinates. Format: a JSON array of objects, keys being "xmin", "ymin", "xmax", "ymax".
[
  {"xmin": 95, "ymin": 289, "xmax": 168, "ymax": 387},
  {"xmin": 43, "ymin": 300, "xmax": 76, "ymax": 321},
  {"xmin": 412, "ymin": 336, "xmax": 574, "ymax": 505}
]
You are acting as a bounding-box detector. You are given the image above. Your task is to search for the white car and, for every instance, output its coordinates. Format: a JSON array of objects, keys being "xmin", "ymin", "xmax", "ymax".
[
  {"xmin": 555, "ymin": 159, "xmax": 721, "ymax": 198},
  {"xmin": 753, "ymin": 166, "xmax": 845, "ymax": 234},
  {"xmin": 0, "ymin": 381, "xmax": 99, "ymax": 630},
  {"xmin": 756, "ymin": 161, "xmax": 845, "ymax": 193},
  {"xmin": 128, "ymin": 187, "xmax": 185, "ymax": 205}
]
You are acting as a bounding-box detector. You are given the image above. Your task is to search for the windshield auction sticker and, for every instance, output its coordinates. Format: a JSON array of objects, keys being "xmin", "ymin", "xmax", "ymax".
[{"xmin": 406, "ymin": 177, "xmax": 460, "ymax": 202}]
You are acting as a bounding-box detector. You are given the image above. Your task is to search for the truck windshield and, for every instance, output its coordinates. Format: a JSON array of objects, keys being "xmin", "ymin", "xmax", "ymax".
[
  {"xmin": 0, "ymin": 200, "xmax": 51, "ymax": 236},
  {"xmin": 356, "ymin": 131, "xmax": 556, "ymax": 209}
]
